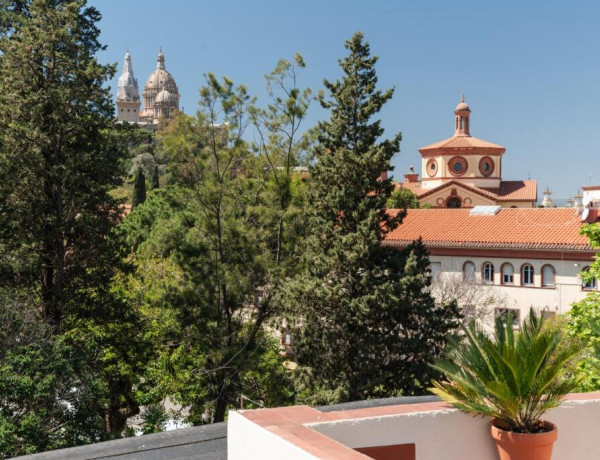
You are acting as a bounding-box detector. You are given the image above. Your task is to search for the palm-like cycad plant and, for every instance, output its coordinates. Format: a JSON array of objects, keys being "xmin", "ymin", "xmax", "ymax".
[{"xmin": 430, "ymin": 310, "xmax": 584, "ymax": 433}]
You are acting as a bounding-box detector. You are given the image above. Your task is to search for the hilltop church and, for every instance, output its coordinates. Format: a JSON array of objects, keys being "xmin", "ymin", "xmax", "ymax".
[{"xmin": 116, "ymin": 49, "xmax": 180, "ymax": 130}]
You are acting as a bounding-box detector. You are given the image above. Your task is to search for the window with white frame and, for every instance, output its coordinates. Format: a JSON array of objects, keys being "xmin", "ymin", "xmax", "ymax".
[
  {"xmin": 501, "ymin": 263, "xmax": 514, "ymax": 285},
  {"xmin": 496, "ymin": 308, "xmax": 520, "ymax": 329},
  {"xmin": 542, "ymin": 265, "xmax": 555, "ymax": 287},
  {"xmin": 463, "ymin": 261, "xmax": 476, "ymax": 282},
  {"xmin": 482, "ymin": 262, "xmax": 494, "ymax": 284},
  {"xmin": 521, "ymin": 264, "xmax": 534, "ymax": 286}
]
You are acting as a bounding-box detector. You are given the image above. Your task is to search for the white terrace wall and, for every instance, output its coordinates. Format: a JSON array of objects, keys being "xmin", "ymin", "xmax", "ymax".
[
  {"xmin": 229, "ymin": 397, "xmax": 600, "ymax": 460},
  {"xmin": 228, "ymin": 411, "xmax": 319, "ymax": 460},
  {"xmin": 308, "ymin": 398, "xmax": 600, "ymax": 460}
]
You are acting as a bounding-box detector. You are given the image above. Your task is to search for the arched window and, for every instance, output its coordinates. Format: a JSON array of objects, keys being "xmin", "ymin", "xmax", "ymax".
[
  {"xmin": 482, "ymin": 262, "xmax": 494, "ymax": 284},
  {"xmin": 463, "ymin": 261, "xmax": 476, "ymax": 282},
  {"xmin": 521, "ymin": 264, "xmax": 534, "ymax": 286},
  {"xmin": 501, "ymin": 263, "xmax": 514, "ymax": 285},
  {"xmin": 542, "ymin": 265, "xmax": 555, "ymax": 287},
  {"xmin": 447, "ymin": 197, "xmax": 461, "ymax": 208},
  {"xmin": 582, "ymin": 266, "xmax": 597, "ymax": 290}
]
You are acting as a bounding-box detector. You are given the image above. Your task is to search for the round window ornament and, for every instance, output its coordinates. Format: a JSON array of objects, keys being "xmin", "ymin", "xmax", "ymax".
[
  {"xmin": 436, "ymin": 198, "xmax": 445, "ymax": 205},
  {"xmin": 448, "ymin": 156, "xmax": 468, "ymax": 177},
  {"xmin": 426, "ymin": 159, "xmax": 438, "ymax": 177},
  {"xmin": 479, "ymin": 157, "xmax": 495, "ymax": 177}
]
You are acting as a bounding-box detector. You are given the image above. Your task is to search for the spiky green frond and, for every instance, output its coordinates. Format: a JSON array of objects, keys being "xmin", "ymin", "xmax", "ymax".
[{"xmin": 430, "ymin": 309, "xmax": 584, "ymax": 433}]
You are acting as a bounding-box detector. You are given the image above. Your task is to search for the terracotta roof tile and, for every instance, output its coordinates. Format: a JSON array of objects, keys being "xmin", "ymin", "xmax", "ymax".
[
  {"xmin": 384, "ymin": 208, "xmax": 597, "ymax": 251},
  {"xmin": 419, "ymin": 135, "xmax": 505, "ymax": 152},
  {"xmin": 497, "ymin": 180, "xmax": 538, "ymax": 201}
]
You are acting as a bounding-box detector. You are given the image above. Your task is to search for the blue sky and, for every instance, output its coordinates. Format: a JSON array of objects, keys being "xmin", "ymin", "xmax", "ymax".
[{"xmin": 90, "ymin": 0, "xmax": 600, "ymax": 199}]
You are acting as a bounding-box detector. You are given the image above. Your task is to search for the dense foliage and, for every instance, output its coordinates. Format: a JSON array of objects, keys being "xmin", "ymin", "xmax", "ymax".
[
  {"xmin": 565, "ymin": 223, "xmax": 600, "ymax": 390},
  {"xmin": 0, "ymin": 4, "xmax": 466, "ymax": 453},
  {"xmin": 0, "ymin": 1, "xmax": 146, "ymax": 456}
]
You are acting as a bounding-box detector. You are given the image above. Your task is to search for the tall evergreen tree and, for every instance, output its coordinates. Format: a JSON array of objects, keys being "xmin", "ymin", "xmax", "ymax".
[
  {"xmin": 281, "ymin": 32, "xmax": 461, "ymax": 403},
  {"xmin": 0, "ymin": 0, "xmax": 146, "ymax": 452},
  {"xmin": 132, "ymin": 168, "xmax": 147, "ymax": 207},
  {"xmin": 150, "ymin": 164, "xmax": 160, "ymax": 190}
]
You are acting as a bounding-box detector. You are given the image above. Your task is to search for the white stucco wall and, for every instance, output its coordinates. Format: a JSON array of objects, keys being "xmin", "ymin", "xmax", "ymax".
[
  {"xmin": 228, "ymin": 411, "xmax": 320, "ymax": 460},
  {"xmin": 430, "ymin": 253, "xmax": 595, "ymax": 323},
  {"xmin": 308, "ymin": 399, "xmax": 600, "ymax": 460}
]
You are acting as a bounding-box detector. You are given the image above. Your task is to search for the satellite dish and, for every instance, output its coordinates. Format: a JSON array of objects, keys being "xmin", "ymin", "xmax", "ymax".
[{"xmin": 581, "ymin": 207, "xmax": 590, "ymax": 222}]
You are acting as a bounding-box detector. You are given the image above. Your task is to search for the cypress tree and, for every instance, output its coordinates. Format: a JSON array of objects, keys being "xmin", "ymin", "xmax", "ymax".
[
  {"xmin": 150, "ymin": 164, "xmax": 160, "ymax": 189},
  {"xmin": 282, "ymin": 32, "xmax": 461, "ymax": 402},
  {"xmin": 132, "ymin": 168, "xmax": 147, "ymax": 208}
]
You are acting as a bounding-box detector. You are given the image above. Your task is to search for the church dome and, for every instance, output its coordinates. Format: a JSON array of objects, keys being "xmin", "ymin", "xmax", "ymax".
[
  {"xmin": 156, "ymin": 89, "xmax": 175, "ymax": 104},
  {"xmin": 143, "ymin": 49, "xmax": 179, "ymax": 98},
  {"xmin": 455, "ymin": 94, "xmax": 470, "ymax": 112}
]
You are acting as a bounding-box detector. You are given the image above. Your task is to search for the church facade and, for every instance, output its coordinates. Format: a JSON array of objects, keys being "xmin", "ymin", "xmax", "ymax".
[
  {"xmin": 116, "ymin": 49, "xmax": 180, "ymax": 130},
  {"xmin": 396, "ymin": 96, "xmax": 537, "ymax": 208}
]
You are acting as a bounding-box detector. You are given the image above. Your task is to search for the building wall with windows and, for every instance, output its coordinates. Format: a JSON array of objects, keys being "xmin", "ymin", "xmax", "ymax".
[
  {"xmin": 384, "ymin": 207, "xmax": 600, "ymax": 328},
  {"xmin": 430, "ymin": 253, "xmax": 595, "ymax": 324}
]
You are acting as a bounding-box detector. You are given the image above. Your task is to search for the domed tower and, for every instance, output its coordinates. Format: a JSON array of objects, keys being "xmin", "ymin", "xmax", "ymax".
[
  {"xmin": 418, "ymin": 95, "xmax": 505, "ymax": 191},
  {"xmin": 116, "ymin": 51, "xmax": 140, "ymax": 122},
  {"xmin": 140, "ymin": 48, "xmax": 180, "ymax": 122}
]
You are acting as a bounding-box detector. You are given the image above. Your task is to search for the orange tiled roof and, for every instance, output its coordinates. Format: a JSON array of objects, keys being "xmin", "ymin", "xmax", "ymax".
[
  {"xmin": 384, "ymin": 208, "xmax": 598, "ymax": 251},
  {"xmin": 396, "ymin": 180, "xmax": 537, "ymax": 203},
  {"xmin": 419, "ymin": 135, "xmax": 505, "ymax": 152}
]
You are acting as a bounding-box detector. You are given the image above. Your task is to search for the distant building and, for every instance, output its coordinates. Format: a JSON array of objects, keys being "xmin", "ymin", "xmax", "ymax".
[
  {"xmin": 583, "ymin": 185, "xmax": 600, "ymax": 208},
  {"xmin": 540, "ymin": 187, "xmax": 555, "ymax": 208},
  {"xmin": 384, "ymin": 206, "xmax": 599, "ymax": 326},
  {"xmin": 116, "ymin": 49, "xmax": 180, "ymax": 130},
  {"xmin": 395, "ymin": 96, "xmax": 537, "ymax": 208}
]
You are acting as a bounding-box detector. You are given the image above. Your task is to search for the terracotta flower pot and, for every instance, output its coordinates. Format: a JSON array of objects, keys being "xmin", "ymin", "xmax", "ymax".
[{"xmin": 490, "ymin": 419, "xmax": 557, "ymax": 460}]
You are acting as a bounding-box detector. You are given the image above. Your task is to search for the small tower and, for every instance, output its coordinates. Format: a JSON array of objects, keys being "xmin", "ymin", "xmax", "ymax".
[
  {"xmin": 116, "ymin": 51, "xmax": 140, "ymax": 123},
  {"xmin": 541, "ymin": 187, "xmax": 554, "ymax": 208},
  {"xmin": 574, "ymin": 191, "xmax": 583, "ymax": 212},
  {"xmin": 454, "ymin": 93, "xmax": 471, "ymax": 136}
]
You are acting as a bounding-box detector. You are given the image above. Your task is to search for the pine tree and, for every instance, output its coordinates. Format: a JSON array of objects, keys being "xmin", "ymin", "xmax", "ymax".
[
  {"xmin": 132, "ymin": 168, "xmax": 147, "ymax": 208},
  {"xmin": 282, "ymin": 32, "xmax": 461, "ymax": 403}
]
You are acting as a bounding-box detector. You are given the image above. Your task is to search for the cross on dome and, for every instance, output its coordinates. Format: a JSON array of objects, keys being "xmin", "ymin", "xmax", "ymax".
[{"xmin": 157, "ymin": 47, "xmax": 165, "ymax": 69}]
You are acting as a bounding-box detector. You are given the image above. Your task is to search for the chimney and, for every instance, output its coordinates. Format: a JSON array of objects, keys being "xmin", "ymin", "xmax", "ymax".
[{"xmin": 404, "ymin": 173, "xmax": 419, "ymax": 183}]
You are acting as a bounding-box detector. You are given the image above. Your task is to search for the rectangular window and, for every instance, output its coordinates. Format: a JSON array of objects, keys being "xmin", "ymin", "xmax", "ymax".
[
  {"xmin": 431, "ymin": 262, "xmax": 441, "ymax": 280},
  {"xmin": 503, "ymin": 273, "xmax": 513, "ymax": 284},
  {"xmin": 496, "ymin": 308, "xmax": 520, "ymax": 329}
]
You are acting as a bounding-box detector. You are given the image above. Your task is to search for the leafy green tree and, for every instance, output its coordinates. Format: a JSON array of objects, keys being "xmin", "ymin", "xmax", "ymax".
[
  {"xmin": 0, "ymin": 0, "xmax": 146, "ymax": 452},
  {"xmin": 120, "ymin": 58, "xmax": 314, "ymax": 423},
  {"xmin": 280, "ymin": 32, "xmax": 461, "ymax": 403},
  {"xmin": 566, "ymin": 223, "xmax": 600, "ymax": 390},
  {"xmin": 132, "ymin": 168, "xmax": 147, "ymax": 208},
  {"xmin": 387, "ymin": 187, "xmax": 420, "ymax": 209}
]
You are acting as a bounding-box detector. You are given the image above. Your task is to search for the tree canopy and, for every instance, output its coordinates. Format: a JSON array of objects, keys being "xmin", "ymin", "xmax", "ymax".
[{"xmin": 279, "ymin": 32, "xmax": 461, "ymax": 403}]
